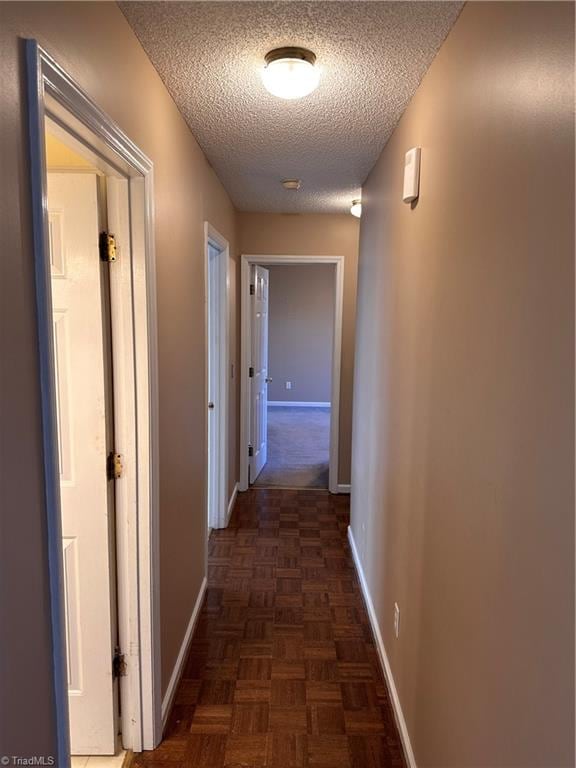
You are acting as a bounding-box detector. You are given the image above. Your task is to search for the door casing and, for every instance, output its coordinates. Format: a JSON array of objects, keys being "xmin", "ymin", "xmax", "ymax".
[
  {"xmin": 239, "ymin": 254, "xmax": 345, "ymax": 495},
  {"xmin": 26, "ymin": 41, "xmax": 161, "ymax": 763}
]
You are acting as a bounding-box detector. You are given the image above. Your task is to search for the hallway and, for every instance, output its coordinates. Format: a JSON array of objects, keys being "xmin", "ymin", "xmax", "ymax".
[
  {"xmin": 135, "ymin": 489, "xmax": 405, "ymax": 767},
  {"xmin": 2, "ymin": 1, "xmax": 574, "ymax": 765}
]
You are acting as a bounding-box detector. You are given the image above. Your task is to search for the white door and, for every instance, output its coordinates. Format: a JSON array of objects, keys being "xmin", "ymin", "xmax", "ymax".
[
  {"xmin": 250, "ymin": 265, "xmax": 269, "ymax": 481},
  {"xmin": 48, "ymin": 172, "xmax": 118, "ymax": 755},
  {"xmin": 207, "ymin": 242, "xmax": 221, "ymax": 529}
]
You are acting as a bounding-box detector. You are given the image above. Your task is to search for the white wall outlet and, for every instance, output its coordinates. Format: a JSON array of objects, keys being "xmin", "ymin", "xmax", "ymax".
[
  {"xmin": 285, "ymin": 381, "xmax": 292, "ymax": 390},
  {"xmin": 394, "ymin": 602, "xmax": 400, "ymax": 638}
]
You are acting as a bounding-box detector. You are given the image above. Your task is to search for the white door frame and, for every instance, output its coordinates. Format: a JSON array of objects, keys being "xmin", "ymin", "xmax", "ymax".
[
  {"xmin": 26, "ymin": 41, "xmax": 161, "ymax": 763},
  {"xmin": 204, "ymin": 223, "xmax": 230, "ymax": 529},
  {"xmin": 239, "ymin": 254, "xmax": 344, "ymax": 495}
]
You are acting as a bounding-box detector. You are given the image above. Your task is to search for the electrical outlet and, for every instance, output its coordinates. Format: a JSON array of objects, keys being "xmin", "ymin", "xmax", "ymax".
[
  {"xmin": 394, "ymin": 603, "xmax": 400, "ymax": 639},
  {"xmin": 285, "ymin": 381, "xmax": 292, "ymax": 390}
]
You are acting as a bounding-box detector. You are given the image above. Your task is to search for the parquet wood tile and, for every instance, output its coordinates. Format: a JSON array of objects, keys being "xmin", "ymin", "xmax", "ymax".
[
  {"xmin": 271, "ymin": 660, "xmax": 306, "ymax": 679},
  {"xmin": 190, "ymin": 705, "xmax": 233, "ymax": 734},
  {"xmin": 133, "ymin": 489, "xmax": 406, "ymax": 767},
  {"xmin": 234, "ymin": 680, "xmax": 272, "ymax": 703},
  {"xmin": 238, "ymin": 657, "xmax": 272, "ymax": 680},
  {"xmin": 269, "ymin": 706, "xmax": 308, "ymax": 733},
  {"xmin": 185, "ymin": 734, "xmax": 227, "ymax": 768},
  {"xmin": 224, "ymin": 734, "xmax": 269, "ymax": 768},
  {"xmin": 267, "ymin": 733, "xmax": 307, "ymax": 767},
  {"xmin": 230, "ymin": 703, "xmax": 270, "ymax": 735}
]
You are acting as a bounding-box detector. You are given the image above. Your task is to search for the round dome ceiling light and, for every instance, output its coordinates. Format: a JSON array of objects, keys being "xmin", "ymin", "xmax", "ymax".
[
  {"xmin": 350, "ymin": 199, "xmax": 362, "ymax": 218},
  {"xmin": 262, "ymin": 47, "xmax": 320, "ymax": 100}
]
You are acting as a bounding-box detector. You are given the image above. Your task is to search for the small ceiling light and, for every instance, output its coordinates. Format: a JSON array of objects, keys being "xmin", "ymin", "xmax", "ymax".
[
  {"xmin": 262, "ymin": 47, "xmax": 320, "ymax": 100},
  {"xmin": 350, "ymin": 199, "xmax": 362, "ymax": 218},
  {"xmin": 282, "ymin": 179, "xmax": 301, "ymax": 190}
]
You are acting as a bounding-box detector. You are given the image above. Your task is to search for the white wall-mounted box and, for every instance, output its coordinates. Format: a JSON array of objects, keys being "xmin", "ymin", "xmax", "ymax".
[{"xmin": 403, "ymin": 147, "xmax": 421, "ymax": 203}]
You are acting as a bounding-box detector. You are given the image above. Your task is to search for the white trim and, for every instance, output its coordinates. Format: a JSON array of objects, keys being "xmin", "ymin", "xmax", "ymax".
[
  {"xmin": 40, "ymin": 165, "xmax": 105, "ymax": 174},
  {"xmin": 239, "ymin": 255, "xmax": 344, "ymax": 495},
  {"xmin": 347, "ymin": 527, "xmax": 417, "ymax": 768},
  {"xmin": 26, "ymin": 41, "xmax": 161, "ymax": 761},
  {"xmin": 204, "ymin": 223, "xmax": 230, "ymax": 530},
  {"xmin": 336, "ymin": 484, "xmax": 351, "ymax": 494},
  {"xmin": 268, "ymin": 401, "xmax": 331, "ymax": 408},
  {"xmin": 161, "ymin": 577, "xmax": 207, "ymax": 729},
  {"xmin": 226, "ymin": 483, "xmax": 239, "ymax": 526}
]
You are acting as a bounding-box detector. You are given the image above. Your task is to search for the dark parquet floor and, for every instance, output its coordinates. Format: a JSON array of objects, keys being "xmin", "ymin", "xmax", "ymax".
[{"xmin": 133, "ymin": 488, "xmax": 406, "ymax": 767}]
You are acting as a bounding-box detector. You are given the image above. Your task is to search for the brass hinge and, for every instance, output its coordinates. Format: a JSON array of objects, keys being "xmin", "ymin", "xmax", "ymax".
[
  {"xmin": 113, "ymin": 647, "xmax": 127, "ymax": 678},
  {"xmin": 248, "ymin": 367, "xmax": 254, "ymax": 378},
  {"xmin": 249, "ymin": 283, "xmax": 255, "ymax": 295},
  {"xmin": 248, "ymin": 445, "xmax": 253, "ymax": 457},
  {"xmin": 99, "ymin": 231, "xmax": 117, "ymax": 263},
  {"xmin": 107, "ymin": 452, "xmax": 123, "ymax": 480}
]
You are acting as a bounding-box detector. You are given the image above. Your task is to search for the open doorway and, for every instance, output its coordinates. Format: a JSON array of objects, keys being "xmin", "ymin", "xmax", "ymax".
[
  {"xmin": 27, "ymin": 43, "xmax": 161, "ymax": 765},
  {"xmin": 254, "ymin": 264, "xmax": 334, "ymax": 488},
  {"xmin": 240, "ymin": 255, "xmax": 344, "ymax": 494}
]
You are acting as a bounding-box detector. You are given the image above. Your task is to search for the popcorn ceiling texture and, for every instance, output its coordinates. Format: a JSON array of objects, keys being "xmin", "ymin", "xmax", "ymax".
[{"xmin": 120, "ymin": 1, "xmax": 463, "ymax": 213}]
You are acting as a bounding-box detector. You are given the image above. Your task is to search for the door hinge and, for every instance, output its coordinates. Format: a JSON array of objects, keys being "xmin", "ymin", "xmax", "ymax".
[
  {"xmin": 107, "ymin": 452, "xmax": 123, "ymax": 480},
  {"xmin": 113, "ymin": 647, "xmax": 127, "ymax": 678},
  {"xmin": 99, "ymin": 231, "xmax": 117, "ymax": 263},
  {"xmin": 249, "ymin": 283, "xmax": 255, "ymax": 295},
  {"xmin": 248, "ymin": 445, "xmax": 254, "ymax": 457},
  {"xmin": 248, "ymin": 367, "xmax": 254, "ymax": 378}
]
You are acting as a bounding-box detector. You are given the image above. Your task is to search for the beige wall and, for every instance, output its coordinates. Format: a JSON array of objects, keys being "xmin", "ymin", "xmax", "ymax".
[
  {"xmin": 351, "ymin": 2, "xmax": 574, "ymax": 766},
  {"xmin": 45, "ymin": 132, "xmax": 95, "ymax": 169},
  {"xmin": 238, "ymin": 213, "xmax": 359, "ymax": 485},
  {"xmin": 267, "ymin": 264, "xmax": 335, "ymax": 403},
  {"xmin": 0, "ymin": 2, "xmax": 237, "ymax": 757}
]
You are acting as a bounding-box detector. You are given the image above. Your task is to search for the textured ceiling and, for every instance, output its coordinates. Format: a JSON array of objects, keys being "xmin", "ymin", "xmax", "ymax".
[{"xmin": 120, "ymin": 1, "xmax": 463, "ymax": 213}]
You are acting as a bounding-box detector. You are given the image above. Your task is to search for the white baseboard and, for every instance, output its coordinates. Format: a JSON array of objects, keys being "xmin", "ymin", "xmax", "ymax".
[
  {"xmin": 268, "ymin": 401, "xmax": 331, "ymax": 408},
  {"xmin": 347, "ymin": 527, "xmax": 417, "ymax": 768},
  {"xmin": 161, "ymin": 576, "xmax": 207, "ymax": 729},
  {"xmin": 336, "ymin": 483, "xmax": 351, "ymax": 494},
  {"xmin": 226, "ymin": 482, "xmax": 239, "ymax": 525}
]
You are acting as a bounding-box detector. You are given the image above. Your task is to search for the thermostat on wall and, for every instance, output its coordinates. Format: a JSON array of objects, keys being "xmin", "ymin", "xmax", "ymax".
[{"xmin": 403, "ymin": 147, "xmax": 421, "ymax": 204}]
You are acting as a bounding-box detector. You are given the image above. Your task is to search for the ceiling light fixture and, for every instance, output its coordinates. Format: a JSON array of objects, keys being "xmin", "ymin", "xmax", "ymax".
[
  {"xmin": 350, "ymin": 199, "xmax": 362, "ymax": 218},
  {"xmin": 262, "ymin": 47, "xmax": 320, "ymax": 100},
  {"xmin": 282, "ymin": 179, "xmax": 301, "ymax": 190}
]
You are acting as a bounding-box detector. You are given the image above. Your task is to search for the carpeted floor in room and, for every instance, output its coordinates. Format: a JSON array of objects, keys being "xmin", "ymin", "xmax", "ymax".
[{"xmin": 253, "ymin": 406, "xmax": 330, "ymax": 489}]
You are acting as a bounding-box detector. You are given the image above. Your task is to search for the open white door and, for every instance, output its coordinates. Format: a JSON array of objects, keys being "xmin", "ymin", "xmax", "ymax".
[
  {"xmin": 207, "ymin": 242, "xmax": 221, "ymax": 528},
  {"xmin": 48, "ymin": 172, "xmax": 118, "ymax": 755},
  {"xmin": 250, "ymin": 265, "xmax": 269, "ymax": 482}
]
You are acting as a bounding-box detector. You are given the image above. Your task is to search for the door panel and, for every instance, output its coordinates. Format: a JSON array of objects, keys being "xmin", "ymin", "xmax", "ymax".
[
  {"xmin": 48, "ymin": 172, "xmax": 118, "ymax": 755},
  {"xmin": 207, "ymin": 243, "xmax": 221, "ymax": 528},
  {"xmin": 250, "ymin": 265, "xmax": 269, "ymax": 481}
]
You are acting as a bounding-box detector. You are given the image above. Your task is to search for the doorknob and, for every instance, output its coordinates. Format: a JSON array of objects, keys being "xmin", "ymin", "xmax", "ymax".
[
  {"xmin": 265, "ymin": 378, "xmax": 273, "ymax": 383},
  {"xmin": 208, "ymin": 402, "xmax": 215, "ymax": 410}
]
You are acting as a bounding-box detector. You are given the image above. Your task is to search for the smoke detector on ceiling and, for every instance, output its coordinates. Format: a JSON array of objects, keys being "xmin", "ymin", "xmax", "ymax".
[{"xmin": 282, "ymin": 179, "xmax": 301, "ymax": 190}]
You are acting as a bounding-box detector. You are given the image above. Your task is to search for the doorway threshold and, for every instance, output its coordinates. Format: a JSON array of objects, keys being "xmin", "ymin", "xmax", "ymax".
[{"xmin": 71, "ymin": 752, "xmax": 128, "ymax": 768}]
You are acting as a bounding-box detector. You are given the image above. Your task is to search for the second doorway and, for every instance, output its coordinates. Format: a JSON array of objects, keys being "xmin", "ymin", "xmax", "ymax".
[{"xmin": 241, "ymin": 258, "xmax": 343, "ymax": 492}]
